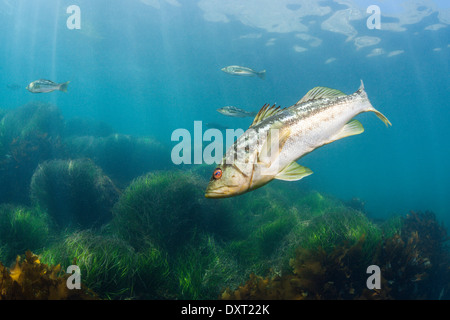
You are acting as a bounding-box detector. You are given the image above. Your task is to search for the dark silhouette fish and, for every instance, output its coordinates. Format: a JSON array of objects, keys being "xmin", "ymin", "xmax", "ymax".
[{"xmin": 6, "ymin": 84, "xmax": 21, "ymax": 91}]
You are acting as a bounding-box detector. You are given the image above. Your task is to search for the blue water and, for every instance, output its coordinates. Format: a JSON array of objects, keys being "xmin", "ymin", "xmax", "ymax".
[{"xmin": 1, "ymin": 0, "xmax": 449, "ymax": 226}]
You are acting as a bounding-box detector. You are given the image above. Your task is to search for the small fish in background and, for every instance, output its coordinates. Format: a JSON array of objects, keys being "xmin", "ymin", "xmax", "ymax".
[
  {"xmin": 6, "ymin": 84, "xmax": 21, "ymax": 91},
  {"xmin": 26, "ymin": 79, "xmax": 70, "ymax": 93},
  {"xmin": 221, "ymin": 65, "xmax": 266, "ymax": 79},
  {"xmin": 217, "ymin": 106, "xmax": 257, "ymax": 118}
]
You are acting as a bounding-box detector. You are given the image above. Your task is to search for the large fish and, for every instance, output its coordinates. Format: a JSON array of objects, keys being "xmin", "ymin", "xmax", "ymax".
[
  {"xmin": 205, "ymin": 81, "xmax": 391, "ymax": 198},
  {"xmin": 221, "ymin": 65, "xmax": 266, "ymax": 79},
  {"xmin": 26, "ymin": 79, "xmax": 70, "ymax": 93},
  {"xmin": 217, "ymin": 106, "xmax": 257, "ymax": 118}
]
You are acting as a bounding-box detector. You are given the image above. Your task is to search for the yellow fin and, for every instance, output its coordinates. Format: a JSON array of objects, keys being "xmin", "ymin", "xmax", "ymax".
[
  {"xmin": 296, "ymin": 86, "xmax": 346, "ymax": 105},
  {"xmin": 275, "ymin": 162, "xmax": 313, "ymax": 181},
  {"xmin": 250, "ymin": 104, "xmax": 283, "ymax": 128},
  {"xmin": 370, "ymin": 108, "xmax": 392, "ymax": 127},
  {"xmin": 331, "ymin": 119, "xmax": 364, "ymax": 142}
]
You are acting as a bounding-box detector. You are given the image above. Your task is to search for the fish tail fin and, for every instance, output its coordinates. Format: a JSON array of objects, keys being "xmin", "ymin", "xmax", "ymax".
[
  {"xmin": 369, "ymin": 106, "xmax": 392, "ymax": 127},
  {"xmin": 358, "ymin": 79, "xmax": 365, "ymax": 92},
  {"xmin": 257, "ymin": 70, "xmax": 266, "ymax": 80},
  {"xmin": 358, "ymin": 80, "xmax": 391, "ymax": 127},
  {"xmin": 59, "ymin": 81, "xmax": 70, "ymax": 92}
]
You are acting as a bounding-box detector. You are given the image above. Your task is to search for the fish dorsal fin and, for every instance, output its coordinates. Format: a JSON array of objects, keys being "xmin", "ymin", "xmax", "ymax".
[
  {"xmin": 295, "ymin": 86, "xmax": 346, "ymax": 105},
  {"xmin": 250, "ymin": 104, "xmax": 283, "ymax": 127}
]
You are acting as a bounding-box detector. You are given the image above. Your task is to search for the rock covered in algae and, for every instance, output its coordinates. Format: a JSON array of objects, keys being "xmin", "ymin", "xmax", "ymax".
[
  {"xmin": 220, "ymin": 238, "xmax": 384, "ymax": 300},
  {"xmin": 39, "ymin": 230, "xmax": 170, "ymax": 300},
  {"xmin": 64, "ymin": 133, "xmax": 171, "ymax": 186},
  {"xmin": 111, "ymin": 170, "xmax": 209, "ymax": 252},
  {"xmin": 0, "ymin": 204, "xmax": 50, "ymax": 264},
  {"xmin": 221, "ymin": 211, "xmax": 450, "ymax": 300},
  {"xmin": 0, "ymin": 102, "xmax": 65, "ymax": 203},
  {"xmin": 375, "ymin": 211, "xmax": 450, "ymax": 299},
  {"xmin": 30, "ymin": 158, "xmax": 120, "ymax": 228}
]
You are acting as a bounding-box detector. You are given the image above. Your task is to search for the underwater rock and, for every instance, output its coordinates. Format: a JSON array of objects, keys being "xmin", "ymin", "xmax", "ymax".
[
  {"xmin": 0, "ymin": 251, "xmax": 96, "ymax": 300},
  {"xmin": 0, "ymin": 102, "xmax": 64, "ymax": 141},
  {"xmin": 30, "ymin": 158, "xmax": 119, "ymax": 228},
  {"xmin": 64, "ymin": 133, "xmax": 172, "ymax": 186},
  {"xmin": 0, "ymin": 102, "xmax": 65, "ymax": 204}
]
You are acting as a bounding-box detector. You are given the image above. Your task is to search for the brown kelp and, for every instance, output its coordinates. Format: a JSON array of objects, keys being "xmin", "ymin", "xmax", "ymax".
[
  {"xmin": 376, "ymin": 211, "xmax": 450, "ymax": 299},
  {"xmin": 0, "ymin": 251, "xmax": 96, "ymax": 300},
  {"xmin": 221, "ymin": 237, "xmax": 389, "ymax": 300}
]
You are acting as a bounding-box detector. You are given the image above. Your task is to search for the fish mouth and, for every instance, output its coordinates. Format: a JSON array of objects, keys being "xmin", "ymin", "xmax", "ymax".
[
  {"xmin": 205, "ymin": 187, "xmax": 231, "ymax": 199},
  {"xmin": 205, "ymin": 191, "xmax": 229, "ymax": 199},
  {"xmin": 205, "ymin": 185, "xmax": 241, "ymax": 198}
]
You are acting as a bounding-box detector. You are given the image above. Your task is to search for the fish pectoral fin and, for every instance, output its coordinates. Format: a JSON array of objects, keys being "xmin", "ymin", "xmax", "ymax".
[
  {"xmin": 330, "ymin": 119, "xmax": 364, "ymax": 142},
  {"xmin": 275, "ymin": 162, "xmax": 313, "ymax": 181}
]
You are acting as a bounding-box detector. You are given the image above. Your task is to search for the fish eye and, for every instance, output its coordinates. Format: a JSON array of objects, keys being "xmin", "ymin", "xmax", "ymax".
[{"xmin": 213, "ymin": 168, "xmax": 222, "ymax": 179}]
